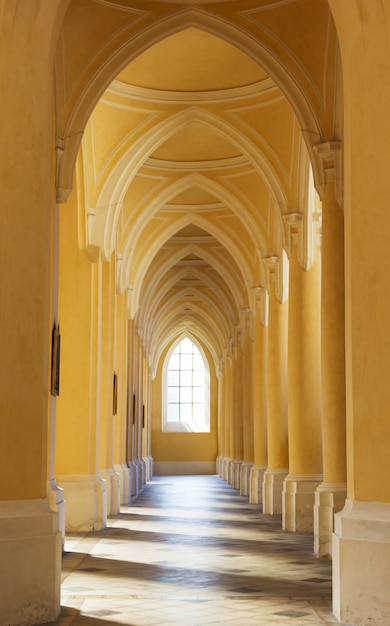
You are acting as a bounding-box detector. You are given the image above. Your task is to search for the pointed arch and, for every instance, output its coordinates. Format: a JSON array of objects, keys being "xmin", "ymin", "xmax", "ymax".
[
  {"xmin": 56, "ymin": 5, "xmax": 325, "ymax": 203},
  {"xmin": 90, "ymin": 108, "xmax": 288, "ymax": 261}
]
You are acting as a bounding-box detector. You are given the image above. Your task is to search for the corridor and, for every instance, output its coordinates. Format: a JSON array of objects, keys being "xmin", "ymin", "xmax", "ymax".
[{"xmin": 48, "ymin": 475, "xmax": 345, "ymax": 626}]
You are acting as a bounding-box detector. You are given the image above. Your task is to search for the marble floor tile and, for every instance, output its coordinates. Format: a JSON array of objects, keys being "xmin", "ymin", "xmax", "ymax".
[{"xmin": 45, "ymin": 475, "xmax": 347, "ymax": 626}]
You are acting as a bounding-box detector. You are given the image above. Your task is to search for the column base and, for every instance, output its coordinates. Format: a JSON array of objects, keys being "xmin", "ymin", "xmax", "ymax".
[
  {"xmin": 0, "ymin": 498, "xmax": 61, "ymax": 626},
  {"xmin": 47, "ymin": 478, "xmax": 66, "ymax": 549},
  {"xmin": 114, "ymin": 463, "xmax": 131, "ymax": 505},
  {"xmin": 226, "ymin": 459, "xmax": 234, "ymax": 487},
  {"xmin": 106, "ymin": 468, "xmax": 121, "ymax": 516},
  {"xmin": 249, "ymin": 464, "xmax": 267, "ymax": 504},
  {"xmin": 233, "ymin": 459, "xmax": 243, "ymax": 490},
  {"xmin": 57, "ymin": 474, "xmax": 107, "ymax": 531},
  {"xmin": 240, "ymin": 462, "xmax": 253, "ymax": 496},
  {"xmin": 220, "ymin": 457, "xmax": 228, "ymax": 481},
  {"xmin": 282, "ymin": 474, "xmax": 322, "ymax": 532},
  {"xmin": 263, "ymin": 468, "xmax": 288, "ymax": 514},
  {"xmin": 143, "ymin": 456, "xmax": 153, "ymax": 481},
  {"xmin": 313, "ymin": 482, "xmax": 346, "ymax": 558},
  {"xmin": 135, "ymin": 458, "xmax": 145, "ymax": 491},
  {"xmin": 128, "ymin": 461, "xmax": 139, "ymax": 497},
  {"xmin": 216, "ymin": 455, "xmax": 222, "ymax": 476},
  {"xmin": 333, "ymin": 500, "xmax": 390, "ymax": 626}
]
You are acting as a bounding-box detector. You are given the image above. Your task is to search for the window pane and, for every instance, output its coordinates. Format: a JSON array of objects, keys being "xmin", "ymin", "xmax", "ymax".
[
  {"xmin": 193, "ymin": 370, "xmax": 204, "ymax": 386},
  {"xmin": 180, "ymin": 370, "xmax": 192, "ymax": 386},
  {"xmin": 180, "ymin": 337, "xmax": 192, "ymax": 353},
  {"xmin": 192, "ymin": 385, "xmax": 204, "ymax": 400},
  {"xmin": 180, "ymin": 386, "xmax": 192, "ymax": 403},
  {"xmin": 168, "ymin": 370, "xmax": 179, "ymax": 386},
  {"xmin": 167, "ymin": 386, "xmax": 179, "ymax": 403},
  {"xmin": 180, "ymin": 403, "xmax": 192, "ymax": 421},
  {"xmin": 193, "ymin": 354, "xmax": 203, "ymax": 370},
  {"xmin": 165, "ymin": 337, "xmax": 209, "ymax": 433},
  {"xmin": 169, "ymin": 354, "xmax": 179, "ymax": 369},
  {"xmin": 181, "ymin": 354, "xmax": 192, "ymax": 369},
  {"xmin": 167, "ymin": 403, "xmax": 179, "ymax": 421},
  {"xmin": 193, "ymin": 403, "xmax": 205, "ymax": 419}
]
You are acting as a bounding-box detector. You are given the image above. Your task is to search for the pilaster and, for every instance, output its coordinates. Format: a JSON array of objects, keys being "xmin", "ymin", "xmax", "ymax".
[
  {"xmin": 241, "ymin": 308, "xmax": 254, "ymax": 475},
  {"xmin": 284, "ymin": 235, "xmax": 322, "ymax": 532},
  {"xmin": 264, "ymin": 275, "xmax": 288, "ymax": 515},
  {"xmin": 250, "ymin": 288, "xmax": 268, "ymax": 505},
  {"xmin": 314, "ymin": 177, "xmax": 346, "ymax": 557}
]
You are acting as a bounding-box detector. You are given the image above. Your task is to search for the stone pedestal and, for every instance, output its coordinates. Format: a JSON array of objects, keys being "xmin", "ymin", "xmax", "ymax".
[
  {"xmin": 143, "ymin": 456, "xmax": 152, "ymax": 481},
  {"xmin": 135, "ymin": 459, "xmax": 144, "ymax": 491},
  {"xmin": 101, "ymin": 469, "xmax": 120, "ymax": 516},
  {"xmin": 233, "ymin": 460, "xmax": 243, "ymax": 490},
  {"xmin": 249, "ymin": 464, "xmax": 266, "ymax": 504},
  {"xmin": 221, "ymin": 457, "xmax": 230, "ymax": 481},
  {"xmin": 114, "ymin": 464, "xmax": 131, "ymax": 505},
  {"xmin": 263, "ymin": 468, "xmax": 288, "ymax": 514},
  {"xmin": 128, "ymin": 461, "xmax": 139, "ymax": 498},
  {"xmin": 57, "ymin": 474, "xmax": 107, "ymax": 531},
  {"xmin": 47, "ymin": 478, "xmax": 66, "ymax": 549},
  {"xmin": 283, "ymin": 474, "xmax": 322, "ymax": 532},
  {"xmin": 240, "ymin": 462, "xmax": 253, "ymax": 496},
  {"xmin": 313, "ymin": 482, "xmax": 346, "ymax": 557},
  {"xmin": 0, "ymin": 499, "xmax": 62, "ymax": 626},
  {"xmin": 333, "ymin": 500, "xmax": 390, "ymax": 626},
  {"xmin": 226, "ymin": 459, "xmax": 234, "ymax": 487}
]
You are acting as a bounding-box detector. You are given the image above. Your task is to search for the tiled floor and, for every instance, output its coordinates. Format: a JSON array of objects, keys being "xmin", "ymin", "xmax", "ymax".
[{"xmin": 47, "ymin": 475, "xmax": 347, "ymax": 626}]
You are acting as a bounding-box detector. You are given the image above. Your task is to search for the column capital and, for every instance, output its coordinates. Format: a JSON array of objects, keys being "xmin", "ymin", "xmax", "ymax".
[
  {"xmin": 283, "ymin": 208, "xmax": 321, "ymax": 271},
  {"xmin": 313, "ymin": 140, "xmax": 343, "ymax": 208},
  {"xmin": 263, "ymin": 250, "xmax": 289, "ymax": 303}
]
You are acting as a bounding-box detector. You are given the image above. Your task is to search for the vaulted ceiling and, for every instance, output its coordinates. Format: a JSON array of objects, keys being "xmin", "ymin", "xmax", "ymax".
[{"xmin": 57, "ymin": 0, "xmax": 340, "ymax": 374}]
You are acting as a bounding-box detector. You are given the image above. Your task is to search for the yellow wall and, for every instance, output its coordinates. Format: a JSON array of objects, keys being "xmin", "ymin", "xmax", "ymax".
[
  {"xmin": 150, "ymin": 340, "xmax": 218, "ymax": 464},
  {"xmin": 56, "ymin": 187, "xmax": 97, "ymax": 475}
]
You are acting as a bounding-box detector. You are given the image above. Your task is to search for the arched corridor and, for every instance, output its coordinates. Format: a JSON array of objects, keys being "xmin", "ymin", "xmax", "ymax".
[
  {"xmin": 1, "ymin": 2, "xmax": 390, "ymax": 626},
  {"xmin": 48, "ymin": 475, "xmax": 345, "ymax": 626}
]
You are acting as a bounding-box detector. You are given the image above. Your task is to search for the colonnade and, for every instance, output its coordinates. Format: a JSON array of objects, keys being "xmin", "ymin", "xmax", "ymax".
[
  {"xmin": 54, "ymin": 189, "xmax": 153, "ymax": 533},
  {"xmin": 217, "ymin": 175, "xmax": 346, "ymax": 559}
]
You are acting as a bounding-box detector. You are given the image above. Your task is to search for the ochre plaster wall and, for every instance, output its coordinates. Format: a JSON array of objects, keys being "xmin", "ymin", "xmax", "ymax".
[
  {"xmin": 56, "ymin": 186, "xmax": 98, "ymax": 475},
  {"xmin": 150, "ymin": 341, "xmax": 218, "ymax": 465}
]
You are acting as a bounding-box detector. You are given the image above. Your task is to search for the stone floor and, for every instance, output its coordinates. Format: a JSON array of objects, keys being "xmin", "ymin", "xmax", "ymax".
[{"xmin": 46, "ymin": 475, "xmax": 348, "ymax": 626}]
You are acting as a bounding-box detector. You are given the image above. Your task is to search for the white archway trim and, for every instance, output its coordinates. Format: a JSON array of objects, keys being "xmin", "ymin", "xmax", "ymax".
[
  {"xmin": 150, "ymin": 319, "xmax": 222, "ymax": 381},
  {"xmin": 56, "ymin": 5, "xmax": 323, "ymax": 202},
  {"xmin": 140, "ymin": 271, "xmax": 236, "ymax": 346},
  {"xmin": 91, "ymin": 107, "xmax": 287, "ymax": 259},
  {"xmin": 129, "ymin": 240, "xmax": 247, "ymax": 320}
]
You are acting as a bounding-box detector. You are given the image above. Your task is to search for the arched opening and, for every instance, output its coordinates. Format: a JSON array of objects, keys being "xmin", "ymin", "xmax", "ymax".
[{"xmin": 163, "ymin": 335, "xmax": 210, "ymax": 433}]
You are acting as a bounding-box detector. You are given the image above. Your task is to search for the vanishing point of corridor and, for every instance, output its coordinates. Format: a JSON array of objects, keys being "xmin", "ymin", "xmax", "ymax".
[{"xmin": 48, "ymin": 476, "xmax": 345, "ymax": 626}]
